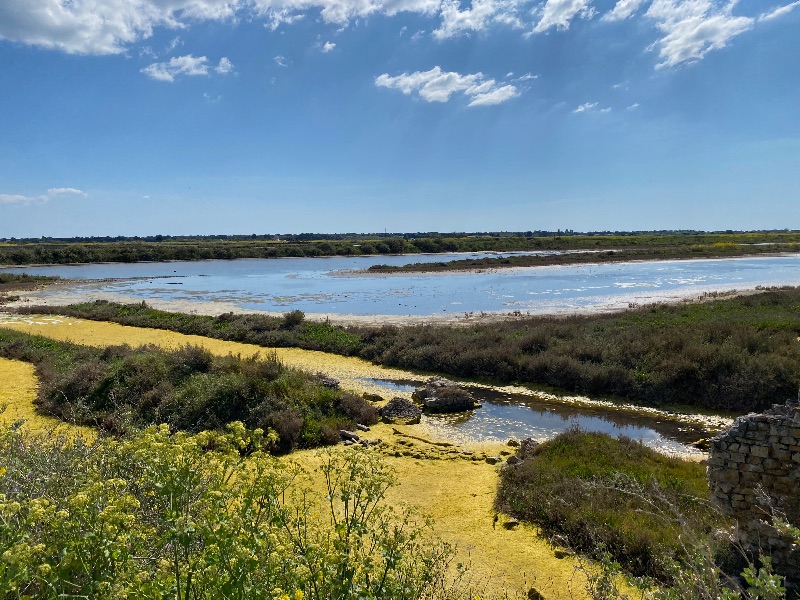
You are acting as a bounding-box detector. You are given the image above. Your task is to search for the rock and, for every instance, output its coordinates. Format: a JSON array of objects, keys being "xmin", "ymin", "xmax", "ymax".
[
  {"xmin": 485, "ymin": 456, "xmax": 503, "ymax": 465},
  {"xmin": 506, "ymin": 455, "xmax": 520, "ymax": 466},
  {"xmin": 553, "ymin": 548, "xmax": 574, "ymax": 559},
  {"xmin": 355, "ymin": 423, "xmax": 370, "ymax": 432},
  {"xmin": 507, "ymin": 439, "xmax": 521, "ymax": 447},
  {"xmin": 503, "ymin": 519, "xmax": 520, "ymax": 530},
  {"xmin": 412, "ymin": 377, "xmax": 480, "ymax": 413},
  {"xmin": 379, "ymin": 398, "xmax": 422, "ymax": 425},
  {"xmin": 517, "ymin": 438, "xmax": 540, "ymax": 459},
  {"xmin": 527, "ymin": 587, "xmax": 545, "ymax": 600},
  {"xmin": 317, "ymin": 376, "xmax": 340, "ymax": 389},
  {"xmin": 363, "ymin": 392, "xmax": 384, "ymax": 403},
  {"xmin": 340, "ymin": 430, "xmax": 360, "ymax": 442}
]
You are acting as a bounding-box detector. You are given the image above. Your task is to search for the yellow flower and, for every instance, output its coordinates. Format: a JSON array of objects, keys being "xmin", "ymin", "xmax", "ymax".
[
  {"xmin": 294, "ymin": 591, "xmax": 305, "ymax": 600},
  {"xmin": 0, "ymin": 467, "xmax": 6, "ymax": 477}
]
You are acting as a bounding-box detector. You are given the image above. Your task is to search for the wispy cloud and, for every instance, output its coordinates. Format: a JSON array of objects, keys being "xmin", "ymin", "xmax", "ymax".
[
  {"xmin": 274, "ymin": 55, "xmax": 289, "ymax": 67},
  {"xmin": 573, "ymin": 101, "xmax": 610, "ymax": 113},
  {"xmin": 0, "ymin": 187, "xmax": 86, "ymax": 205},
  {"xmin": 602, "ymin": 0, "xmax": 646, "ymax": 22},
  {"xmin": 141, "ymin": 54, "xmax": 212, "ymax": 82},
  {"xmin": 533, "ymin": 0, "xmax": 595, "ymax": 33},
  {"xmin": 375, "ymin": 66, "xmax": 519, "ymax": 106},
  {"xmin": 215, "ymin": 57, "xmax": 235, "ymax": 74},
  {"xmin": 758, "ymin": 1, "xmax": 800, "ymax": 22},
  {"xmin": 321, "ymin": 41, "xmax": 337, "ymax": 52},
  {"xmin": 434, "ymin": 0, "xmax": 522, "ymax": 39},
  {"xmin": 645, "ymin": 0, "xmax": 754, "ymax": 68}
]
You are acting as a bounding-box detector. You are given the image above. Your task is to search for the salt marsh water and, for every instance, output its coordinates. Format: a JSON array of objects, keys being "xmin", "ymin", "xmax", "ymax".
[
  {"xmin": 363, "ymin": 378, "xmax": 709, "ymax": 455},
  {"xmin": 6, "ymin": 252, "xmax": 800, "ymax": 316}
]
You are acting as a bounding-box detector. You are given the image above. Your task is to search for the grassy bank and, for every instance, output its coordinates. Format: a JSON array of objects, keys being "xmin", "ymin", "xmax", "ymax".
[
  {"xmin": 367, "ymin": 243, "xmax": 800, "ymax": 273},
  {"xmin": 0, "ymin": 328, "xmax": 377, "ymax": 452},
  {"xmin": 17, "ymin": 286, "xmax": 800, "ymax": 412},
  {"xmin": 495, "ymin": 429, "xmax": 723, "ymax": 583}
]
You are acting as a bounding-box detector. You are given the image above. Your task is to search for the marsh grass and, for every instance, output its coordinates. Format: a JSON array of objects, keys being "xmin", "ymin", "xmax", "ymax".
[
  {"xmin": 0, "ymin": 328, "xmax": 377, "ymax": 451},
  {"xmin": 23, "ymin": 286, "xmax": 800, "ymax": 412},
  {"xmin": 495, "ymin": 429, "xmax": 726, "ymax": 582}
]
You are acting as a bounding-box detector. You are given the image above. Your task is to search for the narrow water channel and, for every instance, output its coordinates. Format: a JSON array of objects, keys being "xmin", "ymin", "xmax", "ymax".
[{"xmin": 362, "ymin": 378, "xmax": 712, "ymax": 456}]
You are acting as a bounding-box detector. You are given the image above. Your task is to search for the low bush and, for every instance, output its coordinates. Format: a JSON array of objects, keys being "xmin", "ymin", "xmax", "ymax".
[
  {"xmin": 0, "ymin": 423, "xmax": 478, "ymax": 599},
  {"xmin": 19, "ymin": 286, "xmax": 800, "ymax": 412},
  {"xmin": 0, "ymin": 329, "xmax": 377, "ymax": 451},
  {"xmin": 495, "ymin": 428, "xmax": 725, "ymax": 582}
]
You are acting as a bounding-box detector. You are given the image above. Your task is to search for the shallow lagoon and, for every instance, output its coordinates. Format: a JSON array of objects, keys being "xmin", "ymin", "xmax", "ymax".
[
  {"xmin": 7, "ymin": 252, "xmax": 790, "ymax": 453},
  {"xmin": 6, "ymin": 252, "xmax": 800, "ymax": 316}
]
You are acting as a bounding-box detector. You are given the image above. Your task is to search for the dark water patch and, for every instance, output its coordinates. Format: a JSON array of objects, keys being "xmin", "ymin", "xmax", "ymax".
[{"xmin": 360, "ymin": 378, "xmax": 422, "ymax": 392}]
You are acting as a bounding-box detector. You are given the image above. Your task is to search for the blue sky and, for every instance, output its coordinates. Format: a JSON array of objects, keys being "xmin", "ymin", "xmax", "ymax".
[{"xmin": 0, "ymin": 0, "xmax": 798, "ymax": 237}]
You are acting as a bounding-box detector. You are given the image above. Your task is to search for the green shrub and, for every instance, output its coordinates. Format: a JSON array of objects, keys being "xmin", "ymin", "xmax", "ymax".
[
  {"xmin": 0, "ymin": 330, "xmax": 379, "ymax": 452},
  {"xmin": 495, "ymin": 429, "xmax": 725, "ymax": 582},
  {"xmin": 0, "ymin": 423, "xmax": 479, "ymax": 600}
]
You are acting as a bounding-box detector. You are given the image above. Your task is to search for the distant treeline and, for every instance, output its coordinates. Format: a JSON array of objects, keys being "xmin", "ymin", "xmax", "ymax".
[
  {"xmin": 20, "ymin": 287, "xmax": 800, "ymax": 413},
  {"xmin": 2, "ymin": 231, "xmax": 800, "ymax": 265}
]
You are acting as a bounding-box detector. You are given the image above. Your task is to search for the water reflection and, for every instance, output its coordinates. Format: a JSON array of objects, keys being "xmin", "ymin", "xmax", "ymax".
[{"xmin": 364, "ymin": 378, "xmax": 707, "ymax": 455}]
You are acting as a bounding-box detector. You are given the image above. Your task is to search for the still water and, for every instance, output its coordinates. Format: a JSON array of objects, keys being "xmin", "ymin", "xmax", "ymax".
[
  {"xmin": 6, "ymin": 252, "xmax": 800, "ymax": 316},
  {"xmin": 363, "ymin": 378, "xmax": 710, "ymax": 456}
]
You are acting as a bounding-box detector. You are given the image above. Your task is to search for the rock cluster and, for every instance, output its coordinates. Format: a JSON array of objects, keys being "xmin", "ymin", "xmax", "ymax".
[
  {"xmin": 411, "ymin": 377, "xmax": 481, "ymax": 413},
  {"xmin": 708, "ymin": 402, "xmax": 800, "ymax": 584},
  {"xmin": 379, "ymin": 397, "xmax": 422, "ymax": 425}
]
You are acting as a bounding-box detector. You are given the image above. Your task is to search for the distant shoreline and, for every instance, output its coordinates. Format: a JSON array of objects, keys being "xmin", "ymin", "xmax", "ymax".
[{"xmin": 2, "ymin": 278, "xmax": 773, "ymax": 328}]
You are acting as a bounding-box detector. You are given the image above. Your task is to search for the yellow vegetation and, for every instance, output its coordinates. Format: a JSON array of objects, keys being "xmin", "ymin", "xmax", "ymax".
[{"xmin": 0, "ymin": 315, "xmax": 597, "ymax": 598}]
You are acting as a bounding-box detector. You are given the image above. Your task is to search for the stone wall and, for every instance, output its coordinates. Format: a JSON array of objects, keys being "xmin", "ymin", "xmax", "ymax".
[{"xmin": 708, "ymin": 403, "xmax": 800, "ymax": 583}]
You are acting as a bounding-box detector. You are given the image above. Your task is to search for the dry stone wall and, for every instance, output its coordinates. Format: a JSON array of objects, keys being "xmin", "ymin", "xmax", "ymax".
[{"xmin": 708, "ymin": 402, "xmax": 800, "ymax": 583}]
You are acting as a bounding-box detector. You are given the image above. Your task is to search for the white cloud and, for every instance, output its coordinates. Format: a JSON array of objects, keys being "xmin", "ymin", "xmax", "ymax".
[
  {"xmin": 215, "ymin": 56, "xmax": 235, "ymax": 74},
  {"xmin": 573, "ymin": 101, "xmax": 597, "ymax": 112},
  {"xmin": 433, "ymin": 0, "xmax": 523, "ymax": 38},
  {"xmin": 626, "ymin": 102, "xmax": 640, "ymax": 110},
  {"xmin": 645, "ymin": 0, "xmax": 754, "ymax": 68},
  {"xmin": 602, "ymin": 0, "xmax": 646, "ymax": 22},
  {"xmin": 533, "ymin": 0, "xmax": 594, "ymax": 33},
  {"xmin": 375, "ymin": 66, "xmax": 519, "ymax": 106},
  {"xmin": 435, "ymin": 0, "xmax": 494, "ymax": 37},
  {"xmin": 274, "ymin": 54, "xmax": 289, "ymax": 67},
  {"xmin": 515, "ymin": 72, "xmax": 538, "ymax": 81},
  {"xmin": 468, "ymin": 84, "xmax": 519, "ymax": 105},
  {"xmin": 141, "ymin": 54, "xmax": 211, "ymax": 82},
  {"xmin": 758, "ymin": 1, "xmax": 800, "ymax": 22},
  {"xmin": 0, "ymin": 187, "xmax": 86, "ymax": 205},
  {"xmin": 573, "ymin": 101, "xmax": 610, "ymax": 113},
  {"xmin": 322, "ymin": 41, "xmax": 337, "ymax": 52},
  {"xmin": 0, "ymin": 0, "xmax": 242, "ymax": 55}
]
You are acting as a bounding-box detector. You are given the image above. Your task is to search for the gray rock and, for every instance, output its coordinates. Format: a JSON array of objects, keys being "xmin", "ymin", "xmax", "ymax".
[
  {"xmin": 485, "ymin": 456, "xmax": 503, "ymax": 465},
  {"xmin": 379, "ymin": 397, "xmax": 422, "ymax": 425},
  {"xmin": 340, "ymin": 430, "xmax": 360, "ymax": 442},
  {"xmin": 412, "ymin": 377, "xmax": 480, "ymax": 413}
]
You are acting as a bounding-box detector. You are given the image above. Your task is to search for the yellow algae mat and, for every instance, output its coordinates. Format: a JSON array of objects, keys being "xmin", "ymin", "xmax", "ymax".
[
  {"xmin": 0, "ymin": 357, "xmax": 93, "ymax": 439},
  {"xmin": 0, "ymin": 315, "xmax": 593, "ymax": 598}
]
